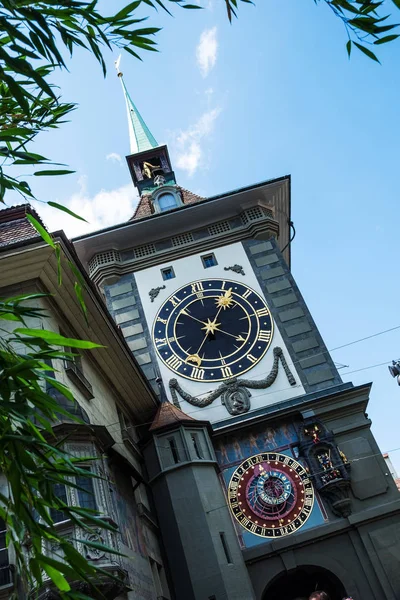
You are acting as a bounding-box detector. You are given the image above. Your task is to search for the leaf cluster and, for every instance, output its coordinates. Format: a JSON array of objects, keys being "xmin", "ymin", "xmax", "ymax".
[
  {"xmin": 0, "ymin": 0, "xmax": 199, "ymax": 209},
  {"xmin": 0, "ymin": 294, "xmax": 120, "ymax": 598},
  {"xmin": 324, "ymin": 0, "xmax": 400, "ymax": 61}
]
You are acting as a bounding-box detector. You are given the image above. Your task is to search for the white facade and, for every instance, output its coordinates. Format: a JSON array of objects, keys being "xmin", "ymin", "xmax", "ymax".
[{"xmin": 135, "ymin": 241, "xmax": 305, "ymax": 424}]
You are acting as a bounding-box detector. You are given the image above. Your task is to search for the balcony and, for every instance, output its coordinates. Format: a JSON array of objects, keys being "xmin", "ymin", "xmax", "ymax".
[{"xmin": 37, "ymin": 517, "xmax": 127, "ymax": 599}]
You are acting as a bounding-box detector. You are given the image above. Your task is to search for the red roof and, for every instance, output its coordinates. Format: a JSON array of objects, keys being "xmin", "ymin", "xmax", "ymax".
[
  {"xmin": 131, "ymin": 187, "xmax": 206, "ymax": 220},
  {"xmin": 0, "ymin": 204, "xmax": 44, "ymax": 248},
  {"xmin": 149, "ymin": 401, "xmax": 196, "ymax": 432}
]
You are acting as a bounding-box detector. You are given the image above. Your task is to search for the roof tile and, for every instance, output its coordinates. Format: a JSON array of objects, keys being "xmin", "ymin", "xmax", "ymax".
[{"xmin": 149, "ymin": 401, "xmax": 196, "ymax": 432}]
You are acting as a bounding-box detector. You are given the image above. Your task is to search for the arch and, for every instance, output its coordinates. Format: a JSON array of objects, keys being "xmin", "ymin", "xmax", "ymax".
[{"xmin": 262, "ymin": 563, "xmax": 357, "ymax": 600}]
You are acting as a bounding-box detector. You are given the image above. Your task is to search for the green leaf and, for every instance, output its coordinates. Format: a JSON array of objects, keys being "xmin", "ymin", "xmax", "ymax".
[
  {"xmin": 354, "ymin": 41, "xmax": 381, "ymax": 62},
  {"xmin": 47, "ymin": 201, "xmax": 87, "ymax": 222},
  {"xmin": 39, "ymin": 564, "xmax": 71, "ymax": 591},
  {"xmin": 113, "ymin": 0, "xmax": 141, "ymax": 21},
  {"xmin": 374, "ymin": 33, "xmax": 400, "ymax": 43},
  {"xmin": 34, "ymin": 169, "xmax": 75, "ymax": 176},
  {"xmin": 346, "ymin": 39, "xmax": 352, "ymax": 57},
  {"xmin": 14, "ymin": 328, "xmax": 104, "ymax": 349},
  {"xmin": 26, "ymin": 213, "xmax": 55, "ymax": 249},
  {"xmin": 392, "ymin": 0, "xmax": 400, "ymax": 9}
]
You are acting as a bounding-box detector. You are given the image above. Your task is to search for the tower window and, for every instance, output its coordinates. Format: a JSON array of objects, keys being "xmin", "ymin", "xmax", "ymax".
[
  {"xmin": 161, "ymin": 266, "xmax": 175, "ymax": 281},
  {"xmin": 167, "ymin": 437, "xmax": 180, "ymax": 464},
  {"xmin": 219, "ymin": 532, "xmax": 233, "ymax": 564},
  {"xmin": 201, "ymin": 253, "xmax": 217, "ymax": 269},
  {"xmin": 191, "ymin": 433, "xmax": 203, "ymax": 459},
  {"xmin": 158, "ymin": 192, "xmax": 178, "ymax": 212}
]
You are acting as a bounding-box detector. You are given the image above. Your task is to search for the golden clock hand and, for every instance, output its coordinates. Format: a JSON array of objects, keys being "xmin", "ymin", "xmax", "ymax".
[
  {"xmin": 211, "ymin": 328, "xmax": 247, "ymax": 342},
  {"xmin": 180, "ymin": 309, "xmax": 208, "ymax": 327}
]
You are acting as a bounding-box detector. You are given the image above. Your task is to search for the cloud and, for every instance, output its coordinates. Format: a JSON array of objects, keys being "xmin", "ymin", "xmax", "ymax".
[
  {"xmin": 196, "ymin": 27, "xmax": 218, "ymax": 78},
  {"xmin": 34, "ymin": 176, "xmax": 138, "ymax": 238},
  {"xmin": 173, "ymin": 108, "xmax": 221, "ymax": 176},
  {"xmin": 106, "ymin": 152, "xmax": 122, "ymax": 164}
]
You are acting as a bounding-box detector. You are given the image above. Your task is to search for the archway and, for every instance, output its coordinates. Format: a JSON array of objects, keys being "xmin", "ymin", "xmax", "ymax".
[{"xmin": 263, "ymin": 565, "xmax": 347, "ymax": 600}]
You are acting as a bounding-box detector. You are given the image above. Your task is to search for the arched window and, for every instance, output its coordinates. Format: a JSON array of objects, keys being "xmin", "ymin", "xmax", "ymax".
[{"xmin": 158, "ymin": 192, "xmax": 178, "ymax": 212}]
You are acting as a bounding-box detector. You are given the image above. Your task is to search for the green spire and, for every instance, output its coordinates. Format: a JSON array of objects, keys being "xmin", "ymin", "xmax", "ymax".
[{"xmin": 115, "ymin": 58, "xmax": 158, "ymax": 154}]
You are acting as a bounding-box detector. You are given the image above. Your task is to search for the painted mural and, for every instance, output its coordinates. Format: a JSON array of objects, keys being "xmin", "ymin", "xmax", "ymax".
[
  {"xmin": 216, "ymin": 420, "xmax": 328, "ymax": 549},
  {"xmin": 110, "ymin": 464, "xmax": 156, "ymax": 600}
]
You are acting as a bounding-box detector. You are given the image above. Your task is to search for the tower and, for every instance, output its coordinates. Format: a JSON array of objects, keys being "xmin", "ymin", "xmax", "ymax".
[
  {"xmin": 73, "ymin": 69, "xmax": 400, "ymax": 600},
  {"xmin": 143, "ymin": 393, "xmax": 255, "ymax": 599}
]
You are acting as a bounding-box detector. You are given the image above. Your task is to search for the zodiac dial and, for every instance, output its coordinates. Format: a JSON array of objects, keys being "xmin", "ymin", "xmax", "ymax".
[
  {"xmin": 228, "ymin": 452, "xmax": 315, "ymax": 538},
  {"xmin": 152, "ymin": 279, "xmax": 273, "ymax": 382}
]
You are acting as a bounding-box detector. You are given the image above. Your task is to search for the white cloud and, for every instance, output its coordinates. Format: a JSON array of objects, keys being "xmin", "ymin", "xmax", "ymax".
[
  {"xmin": 106, "ymin": 152, "xmax": 122, "ymax": 164},
  {"xmin": 34, "ymin": 176, "xmax": 138, "ymax": 238},
  {"xmin": 196, "ymin": 27, "xmax": 218, "ymax": 78},
  {"xmin": 173, "ymin": 107, "xmax": 221, "ymax": 176}
]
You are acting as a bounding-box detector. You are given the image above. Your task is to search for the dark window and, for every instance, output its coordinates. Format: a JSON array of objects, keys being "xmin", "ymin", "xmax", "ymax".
[
  {"xmin": 161, "ymin": 267, "xmax": 175, "ymax": 281},
  {"xmin": 191, "ymin": 433, "xmax": 203, "ymax": 459},
  {"xmin": 0, "ymin": 519, "xmax": 10, "ymax": 586},
  {"xmin": 219, "ymin": 532, "xmax": 232, "ymax": 564},
  {"xmin": 202, "ymin": 254, "xmax": 217, "ymax": 268},
  {"xmin": 50, "ymin": 483, "xmax": 68, "ymax": 523},
  {"xmin": 76, "ymin": 469, "xmax": 97, "ymax": 511},
  {"xmin": 167, "ymin": 437, "xmax": 180, "ymax": 464}
]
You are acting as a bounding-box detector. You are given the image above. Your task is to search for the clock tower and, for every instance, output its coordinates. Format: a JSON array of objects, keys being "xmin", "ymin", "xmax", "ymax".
[{"xmin": 73, "ymin": 70, "xmax": 400, "ymax": 600}]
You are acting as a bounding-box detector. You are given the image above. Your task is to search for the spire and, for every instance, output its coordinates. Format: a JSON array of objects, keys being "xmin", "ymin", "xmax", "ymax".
[{"xmin": 115, "ymin": 56, "xmax": 158, "ymax": 155}]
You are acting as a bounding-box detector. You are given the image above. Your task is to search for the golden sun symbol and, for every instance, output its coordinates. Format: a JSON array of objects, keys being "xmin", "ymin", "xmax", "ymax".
[{"xmin": 216, "ymin": 288, "xmax": 234, "ymax": 310}]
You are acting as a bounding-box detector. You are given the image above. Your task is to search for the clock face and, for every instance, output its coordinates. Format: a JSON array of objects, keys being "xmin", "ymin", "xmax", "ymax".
[
  {"xmin": 152, "ymin": 278, "xmax": 273, "ymax": 382},
  {"xmin": 228, "ymin": 452, "xmax": 314, "ymax": 538}
]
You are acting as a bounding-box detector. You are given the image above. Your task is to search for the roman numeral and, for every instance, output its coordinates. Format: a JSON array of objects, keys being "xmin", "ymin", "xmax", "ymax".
[
  {"xmin": 221, "ymin": 366, "xmax": 233, "ymax": 378},
  {"xmin": 247, "ymin": 354, "xmax": 257, "ymax": 363},
  {"xmin": 191, "ymin": 367, "xmax": 205, "ymax": 380},
  {"xmin": 191, "ymin": 281, "xmax": 204, "ymax": 294},
  {"xmin": 256, "ymin": 308, "xmax": 269, "ymax": 317},
  {"xmin": 157, "ymin": 317, "xmax": 167, "ymax": 324},
  {"xmin": 243, "ymin": 289, "xmax": 251, "ymax": 299},
  {"xmin": 166, "ymin": 355, "xmax": 182, "ymax": 370},
  {"xmin": 155, "ymin": 338, "xmax": 167, "ymax": 347},
  {"xmin": 258, "ymin": 330, "xmax": 271, "ymax": 342},
  {"xmin": 168, "ymin": 337, "xmax": 176, "ymax": 343},
  {"xmin": 170, "ymin": 295, "xmax": 180, "ymax": 307}
]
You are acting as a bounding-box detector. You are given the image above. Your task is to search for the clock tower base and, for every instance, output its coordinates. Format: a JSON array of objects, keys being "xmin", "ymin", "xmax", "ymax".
[{"xmin": 143, "ymin": 400, "xmax": 255, "ymax": 600}]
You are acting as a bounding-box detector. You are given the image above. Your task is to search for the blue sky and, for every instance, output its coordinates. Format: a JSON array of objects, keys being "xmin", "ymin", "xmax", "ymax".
[{"xmin": 20, "ymin": 0, "xmax": 400, "ymax": 469}]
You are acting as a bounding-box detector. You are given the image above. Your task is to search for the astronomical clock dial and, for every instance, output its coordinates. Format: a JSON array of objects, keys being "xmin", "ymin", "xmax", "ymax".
[
  {"xmin": 228, "ymin": 453, "xmax": 314, "ymax": 538},
  {"xmin": 152, "ymin": 279, "xmax": 273, "ymax": 382}
]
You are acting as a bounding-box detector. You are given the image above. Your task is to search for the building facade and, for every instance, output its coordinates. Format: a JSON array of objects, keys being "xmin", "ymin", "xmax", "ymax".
[
  {"xmin": 1, "ymin": 65, "xmax": 400, "ymax": 600},
  {"xmin": 72, "ymin": 69, "xmax": 400, "ymax": 600},
  {"xmin": 0, "ymin": 206, "xmax": 171, "ymax": 600}
]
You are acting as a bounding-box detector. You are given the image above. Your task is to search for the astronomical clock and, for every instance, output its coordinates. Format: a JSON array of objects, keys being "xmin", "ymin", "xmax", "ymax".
[{"xmin": 227, "ymin": 452, "xmax": 314, "ymax": 539}]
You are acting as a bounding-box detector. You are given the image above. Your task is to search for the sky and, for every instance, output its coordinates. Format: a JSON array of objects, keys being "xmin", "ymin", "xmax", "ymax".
[{"xmin": 9, "ymin": 0, "xmax": 400, "ymax": 469}]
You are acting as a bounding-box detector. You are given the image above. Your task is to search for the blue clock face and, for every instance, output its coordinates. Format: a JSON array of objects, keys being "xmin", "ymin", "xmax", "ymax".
[{"xmin": 152, "ymin": 278, "xmax": 273, "ymax": 381}]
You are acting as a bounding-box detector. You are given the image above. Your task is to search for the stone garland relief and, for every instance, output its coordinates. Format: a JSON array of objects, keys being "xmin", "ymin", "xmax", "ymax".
[
  {"xmin": 149, "ymin": 285, "xmax": 166, "ymax": 303},
  {"xmin": 169, "ymin": 346, "xmax": 296, "ymax": 416},
  {"xmin": 224, "ymin": 264, "xmax": 245, "ymax": 276}
]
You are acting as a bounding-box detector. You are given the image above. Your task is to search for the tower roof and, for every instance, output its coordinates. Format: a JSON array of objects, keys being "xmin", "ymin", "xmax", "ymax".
[
  {"xmin": 150, "ymin": 401, "xmax": 196, "ymax": 432},
  {"xmin": 115, "ymin": 58, "xmax": 158, "ymax": 155}
]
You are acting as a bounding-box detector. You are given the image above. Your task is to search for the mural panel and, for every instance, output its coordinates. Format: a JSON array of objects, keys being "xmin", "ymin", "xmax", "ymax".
[{"xmin": 216, "ymin": 420, "xmax": 327, "ymax": 549}]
